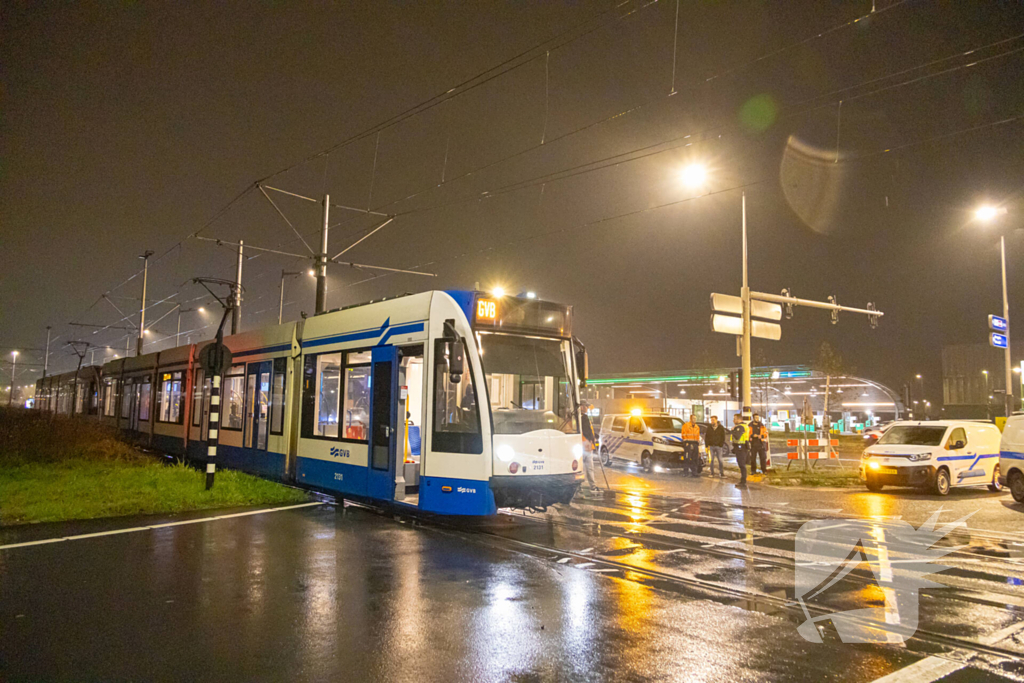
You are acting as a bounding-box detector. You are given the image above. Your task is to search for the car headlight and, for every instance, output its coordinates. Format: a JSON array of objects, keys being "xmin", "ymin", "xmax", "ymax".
[
  {"xmin": 868, "ymin": 461, "xmax": 880, "ymax": 471},
  {"xmin": 497, "ymin": 445, "xmax": 516, "ymax": 462},
  {"xmin": 653, "ymin": 436, "xmax": 667, "ymax": 445},
  {"xmin": 909, "ymin": 453, "xmax": 932, "ymax": 462}
]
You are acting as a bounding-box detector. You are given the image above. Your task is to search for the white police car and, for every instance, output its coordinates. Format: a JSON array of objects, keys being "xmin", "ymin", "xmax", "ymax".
[
  {"xmin": 598, "ymin": 412, "xmax": 694, "ymax": 472},
  {"xmin": 861, "ymin": 420, "xmax": 1002, "ymax": 495},
  {"xmin": 998, "ymin": 414, "xmax": 1024, "ymax": 503}
]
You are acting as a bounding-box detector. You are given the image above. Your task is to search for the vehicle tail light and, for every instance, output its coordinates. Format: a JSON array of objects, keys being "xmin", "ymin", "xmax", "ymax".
[
  {"xmin": 572, "ymin": 459, "xmax": 579, "ymax": 471},
  {"xmin": 509, "ymin": 462, "xmax": 519, "ymax": 474}
]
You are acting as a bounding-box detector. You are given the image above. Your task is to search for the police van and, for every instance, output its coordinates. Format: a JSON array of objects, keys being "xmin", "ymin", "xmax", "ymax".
[
  {"xmin": 598, "ymin": 412, "xmax": 695, "ymax": 472},
  {"xmin": 998, "ymin": 414, "xmax": 1024, "ymax": 503},
  {"xmin": 861, "ymin": 420, "xmax": 1003, "ymax": 495}
]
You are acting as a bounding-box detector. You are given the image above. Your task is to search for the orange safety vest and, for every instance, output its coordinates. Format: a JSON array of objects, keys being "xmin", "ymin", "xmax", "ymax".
[
  {"xmin": 680, "ymin": 421, "xmax": 701, "ymax": 441},
  {"xmin": 750, "ymin": 422, "xmax": 768, "ymax": 441}
]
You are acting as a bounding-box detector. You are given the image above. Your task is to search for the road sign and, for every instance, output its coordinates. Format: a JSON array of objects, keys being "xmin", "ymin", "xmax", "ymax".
[
  {"xmin": 710, "ymin": 293, "xmax": 782, "ymax": 321},
  {"xmin": 198, "ymin": 342, "xmax": 233, "ymax": 375},
  {"xmin": 711, "ymin": 314, "xmax": 782, "ymax": 340},
  {"xmin": 991, "ymin": 333, "xmax": 1008, "ymax": 349},
  {"xmin": 989, "ymin": 315, "xmax": 1008, "ymax": 333}
]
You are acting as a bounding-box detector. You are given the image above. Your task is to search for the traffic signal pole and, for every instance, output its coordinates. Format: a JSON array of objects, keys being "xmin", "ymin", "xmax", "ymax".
[
  {"xmin": 740, "ymin": 192, "xmax": 752, "ymax": 417},
  {"xmin": 736, "ymin": 193, "xmax": 883, "ymax": 422}
]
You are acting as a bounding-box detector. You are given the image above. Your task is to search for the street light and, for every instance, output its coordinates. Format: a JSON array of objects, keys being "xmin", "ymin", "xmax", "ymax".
[
  {"xmin": 975, "ymin": 203, "xmax": 1014, "ymax": 417},
  {"xmin": 680, "ymin": 163, "xmax": 707, "ymax": 189}
]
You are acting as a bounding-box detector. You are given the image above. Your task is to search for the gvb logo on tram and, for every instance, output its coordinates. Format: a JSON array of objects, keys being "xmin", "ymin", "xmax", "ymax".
[{"xmin": 793, "ymin": 511, "xmax": 970, "ymax": 643}]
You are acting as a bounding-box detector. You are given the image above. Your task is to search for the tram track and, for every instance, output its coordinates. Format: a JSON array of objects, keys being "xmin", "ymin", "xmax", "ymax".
[
  {"xmin": 503, "ymin": 503, "xmax": 1024, "ymax": 615},
  {"xmin": 310, "ymin": 490, "xmax": 1024, "ymax": 675},
  {"xmin": 446, "ymin": 514, "xmax": 1024, "ymax": 674}
]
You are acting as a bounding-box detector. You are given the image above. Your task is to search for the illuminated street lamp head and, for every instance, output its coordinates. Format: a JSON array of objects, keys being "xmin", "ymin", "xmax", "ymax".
[
  {"xmin": 983, "ymin": 369, "xmax": 989, "ymax": 375},
  {"xmin": 492, "ymin": 287, "xmax": 506, "ymax": 298},
  {"xmin": 915, "ymin": 374, "xmax": 922, "ymax": 379},
  {"xmin": 198, "ymin": 307, "xmax": 205, "ymax": 313},
  {"xmin": 11, "ymin": 350, "xmax": 17, "ymax": 358},
  {"xmin": 975, "ymin": 205, "xmax": 1007, "ymax": 222},
  {"xmin": 680, "ymin": 163, "xmax": 707, "ymax": 188},
  {"xmin": 525, "ymin": 291, "xmax": 536, "ymax": 299},
  {"xmin": 308, "ymin": 269, "xmax": 315, "ymax": 277}
]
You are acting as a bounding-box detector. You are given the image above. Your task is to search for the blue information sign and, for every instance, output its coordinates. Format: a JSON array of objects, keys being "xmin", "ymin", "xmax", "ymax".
[
  {"xmin": 989, "ymin": 315, "xmax": 1008, "ymax": 332},
  {"xmin": 991, "ymin": 332, "xmax": 1008, "ymax": 349}
]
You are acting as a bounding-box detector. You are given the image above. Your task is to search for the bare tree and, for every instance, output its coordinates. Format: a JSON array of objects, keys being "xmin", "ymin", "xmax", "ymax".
[{"xmin": 813, "ymin": 342, "xmax": 852, "ymax": 431}]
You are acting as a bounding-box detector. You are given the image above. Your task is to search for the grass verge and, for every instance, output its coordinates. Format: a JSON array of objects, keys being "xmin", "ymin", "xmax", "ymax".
[{"xmin": 0, "ymin": 409, "xmax": 308, "ymax": 526}]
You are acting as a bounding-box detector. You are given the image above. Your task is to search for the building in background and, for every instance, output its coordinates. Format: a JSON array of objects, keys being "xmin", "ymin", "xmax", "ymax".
[
  {"xmin": 942, "ymin": 344, "xmax": 1023, "ymax": 419},
  {"xmin": 582, "ymin": 365, "xmax": 903, "ymax": 433}
]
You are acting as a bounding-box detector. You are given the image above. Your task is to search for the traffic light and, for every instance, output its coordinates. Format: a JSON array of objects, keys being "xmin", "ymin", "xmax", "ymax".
[
  {"xmin": 729, "ymin": 371, "xmax": 739, "ymax": 400},
  {"xmin": 781, "ymin": 288, "xmax": 794, "ymax": 319}
]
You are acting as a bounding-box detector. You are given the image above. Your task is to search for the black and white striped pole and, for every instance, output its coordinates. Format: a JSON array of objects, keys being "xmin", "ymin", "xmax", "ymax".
[
  {"xmin": 206, "ymin": 373, "xmax": 220, "ymax": 490},
  {"xmin": 196, "ymin": 303, "xmax": 234, "ymax": 492}
]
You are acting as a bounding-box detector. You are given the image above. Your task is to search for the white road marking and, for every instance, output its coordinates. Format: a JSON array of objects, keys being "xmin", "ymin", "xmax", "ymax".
[
  {"xmin": 579, "ymin": 547, "xmax": 594, "ymax": 554},
  {"xmin": 575, "ymin": 562, "xmax": 596, "ymax": 569},
  {"xmin": 0, "ymin": 502, "xmax": 325, "ymax": 551},
  {"xmin": 557, "ymin": 557, "xmax": 572, "ymax": 564},
  {"xmin": 590, "ymin": 568, "xmax": 618, "ymax": 573},
  {"xmin": 870, "ymin": 619, "xmax": 1024, "ymax": 682}
]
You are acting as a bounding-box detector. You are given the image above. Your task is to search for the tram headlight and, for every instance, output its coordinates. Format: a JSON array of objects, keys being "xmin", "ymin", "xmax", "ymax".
[
  {"xmin": 573, "ymin": 443, "xmax": 583, "ymax": 458},
  {"xmin": 497, "ymin": 445, "xmax": 515, "ymax": 462}
]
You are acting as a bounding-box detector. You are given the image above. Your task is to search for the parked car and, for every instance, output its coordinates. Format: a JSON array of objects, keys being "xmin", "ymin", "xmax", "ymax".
[
  {"xmin": 861, "ymin": 420, "xmax": 1003, "ymax": 495},
  {"xmin": 862, "ymin": 421, "xmax": 894, "ymax": 447}
]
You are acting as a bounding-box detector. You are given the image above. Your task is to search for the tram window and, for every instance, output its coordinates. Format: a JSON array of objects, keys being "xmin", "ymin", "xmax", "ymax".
[
  {"xmin": 342, "ymin": 365, "xmax": 370, "ymax": 440},
  {"xmin": 138, "ymin": 382, "xmax": 152, "ymax": 421},
  {"xmin": 432, "ymin": 339, "xmax": 482, "ymax": 454},
  {"xmin": 270, "ymin": 357, "xmax": 286, "ymax": 435},
  {"xmin": 347, "ymin": 350, "xmax": 372, "ymax": 364},
  {"xmin": 314, "ymin": 353, "xmax": 342, "ymax": 438},
  {"xmin": 158, "ymin": 371, "xmax": 184, "ymax": 424},
  {"xmin": 75, "ymin": 384, "xmax": 86, "ymax": 414},
  {"xmin": 192, "ymin": 369, "xmax": 205, "ymax": 427},
  {"xmin": 102, "ymin": 380, "xmax": 115, "ymax": 417},
  {"xmin": 223, "ymin": 365, "xmax": 246, "ymax": 430}
]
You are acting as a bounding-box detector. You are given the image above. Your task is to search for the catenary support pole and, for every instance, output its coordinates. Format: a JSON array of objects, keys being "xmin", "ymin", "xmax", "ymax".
[
  {"xmin": 137, "ymin": 250, "xmax": 153, "ymax": 356},
  {"xmin": 43, "ymin": 326, "xmax": 51, "ymax": 378},
  {"xmin": 315, "ymin": 194, "xmax": 330, "ymax": 314},
  {"xmin": 232, "ymin": 240, "xmax": 244, "ymax": 334}
]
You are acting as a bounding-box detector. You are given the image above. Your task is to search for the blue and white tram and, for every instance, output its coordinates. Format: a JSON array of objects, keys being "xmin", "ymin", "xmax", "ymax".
[{"xmin": 36, "ymin": 290, "xmax": 587, "ymax": 515}]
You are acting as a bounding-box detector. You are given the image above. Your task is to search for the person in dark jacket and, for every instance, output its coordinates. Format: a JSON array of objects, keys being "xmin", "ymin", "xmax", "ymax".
[
  {"xmin": 704, "ymin": 415, "xmax": 728, "ymax": 477},
  {"xmin": 749, "ymin": 413, "xmax": 769, "ymax": 474}
]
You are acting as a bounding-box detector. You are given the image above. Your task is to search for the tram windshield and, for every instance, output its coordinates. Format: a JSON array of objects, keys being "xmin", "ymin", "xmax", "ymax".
[{"xmin": 479, "ymin": 333, "xmax": 578, "ymax": 435}]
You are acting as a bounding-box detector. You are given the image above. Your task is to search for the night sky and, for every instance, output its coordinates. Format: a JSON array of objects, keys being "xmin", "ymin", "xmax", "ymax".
[{"xmin": 3, "ymin": 0, "xmax": 1024, "ymax": 403}]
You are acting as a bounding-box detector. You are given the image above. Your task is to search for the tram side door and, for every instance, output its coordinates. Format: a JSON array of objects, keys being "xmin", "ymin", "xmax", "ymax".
[
  {"xmin": 245, "ymin": 361, "xmax": 272, "ymax": 451},
  {"xmin": 366, "ymin": 346, "xmax": 399, "ymax": 501}
]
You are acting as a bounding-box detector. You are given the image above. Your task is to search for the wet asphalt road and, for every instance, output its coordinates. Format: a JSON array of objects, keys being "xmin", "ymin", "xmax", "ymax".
[{"xmin": 2, "ymin": 472, "xmax": 1024, "ymax": 682}]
